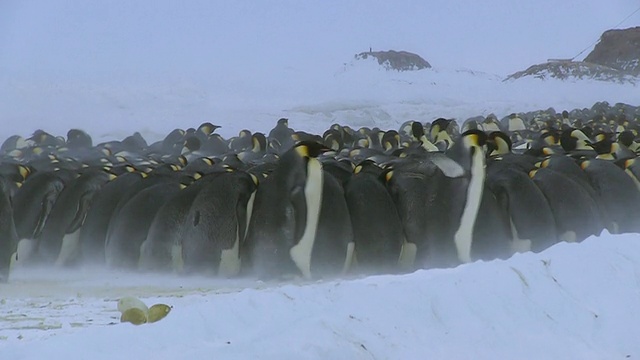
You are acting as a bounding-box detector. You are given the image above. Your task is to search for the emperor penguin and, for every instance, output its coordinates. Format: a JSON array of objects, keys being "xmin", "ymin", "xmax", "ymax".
[
  {"xmin": 384, "ymin": 130, "xmax": 486, "ymax": 269},
  {"xmin": 529, "ymin": 167, "xmax": 604, "ymax": 242},
  {"xmin": 105, "ymin": 179, "xmax": 186, "ymax": 269},
  {"xmin": 245, "ymin": 141, "xmax": 354, "ymax": 279},
  {"xmin": 12, "ymin": 169, "xmax": 75, "ymax": 265},
  {"xmin": 138, "ymin": 171, "xmax": 228, "ymax": 272},
  {"xmin": 66, "ymin": 129, "xmax": 92, "ymax": 150},
  {"xmin": 486, "ymin": 163, "xmax": 557, "ymax": 253},
  {"xmin": 79, "ymin": 169, "xmax": 145, "ymax": 265},
  {"xmin": 179, "ymin": 170, "xmax": 258, "ymax": 276},
  {"xmin": 36, "ymin": 168, "xmax": 116, "ymax": 266},
  {"xmin": 580, "ymin": 159, "xmax": 640, "ymax": 234},
  {"xmin": 0, "ymin": 175, "xmax": 18, "ymax": 282},
  {"xmin": 344, "ymin": 160, "xmax": 405, "ymax": 273}
]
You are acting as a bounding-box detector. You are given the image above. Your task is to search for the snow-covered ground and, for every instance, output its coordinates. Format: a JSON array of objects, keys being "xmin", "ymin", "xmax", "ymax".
[
  {"xmin": 2, "ymin": 1, "xmax": 640, "ymax": 359},
  {"xmin": 2, "ymin": 231, "xmax": 640, "ymax": 359}
]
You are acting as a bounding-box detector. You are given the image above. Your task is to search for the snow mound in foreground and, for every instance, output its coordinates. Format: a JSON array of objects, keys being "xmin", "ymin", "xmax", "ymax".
[{"xmin": 2, "ymin": 231, "xmax": 640, "ymax": 359}]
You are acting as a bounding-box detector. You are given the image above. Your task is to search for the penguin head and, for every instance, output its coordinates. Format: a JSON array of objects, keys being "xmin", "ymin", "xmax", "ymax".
[
  {"xmin": 277, "ymin": 118, "xmax": 289, "ymax": 127},
  {"xmin": 66, "ymin": 129, "xmax": 92, "ymax": 149},
  {"xmin": 252, "ymin": 133, "xmax": 267, "ymax": 153},
  {"xmin": 293, "ymin": 141, "xmax": 330, "ymax": 159},
  {"xmin": 486, "ymin": 131, "xmax": 512, "ymax": 157},
  {"xmin": 618, "ymin": 130, "xmax": 636, "ymax": 148},
  {"xmin": 560, "ymin": 128, "xmax": 593, "ymax": 152},
  {"xmin": 410, "ymin": 121, "xmax": 425, "ymax": 140},
  {"xmin": 322, "ymin": 129, "xmax": 343, "ymax": 151},
  {"xmin": 461, "ymin": 129, "xmax": 487, "ymax": 149},
  {"xmin": 353, "ymin": 159, "xmax": 382, "ymax": 176},
  {"xmin": 381, "ymin": 130, "xmax": 400, "ymax": 152},
  {"xmin": 430, "ymin": 118, "xmax": 451, "ymax": 140},
  {"xmin": 197, "ymin": 122, "xmax": 220, "ymax": 136}
]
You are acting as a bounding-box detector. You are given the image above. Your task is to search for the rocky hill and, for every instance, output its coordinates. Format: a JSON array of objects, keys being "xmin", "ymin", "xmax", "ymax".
[
  {"xmin": 355, "ymin": 50, "xmax": 431, "ymax": 71},
  {"xmin": 504, "ymin": 60, "xmax": 638, "ymax": 84},
  {"xmin": 584, "ymin": 27, "xmax": 640, "ymax": 74},
  {"xmin": 506, "ymin": 26, "xmax": 640, "ymax": 83}
]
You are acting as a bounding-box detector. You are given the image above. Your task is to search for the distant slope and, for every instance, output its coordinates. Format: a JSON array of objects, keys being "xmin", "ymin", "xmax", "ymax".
[
  {"xmin": 507, "ymin": 26, "xmax": 640, "ymax": 84},
  {"xmin": 504, "ymin": 60, "xmax": 638, "ymax": 84}
]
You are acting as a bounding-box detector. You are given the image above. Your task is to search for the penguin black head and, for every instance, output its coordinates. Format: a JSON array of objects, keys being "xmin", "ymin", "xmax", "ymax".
[
  {"xmin": 293, "ymin": 141, "xmax": 330, "ymax": 159},
  {"xmin": 277, "ymin": 118, "xmax": 289, "ymax": 127},
  {"xmin": 66, "ymin": 129, "xmax": 92, "ymax": 149},
  {"xmin": 560, "ymin": 128, "xmax": 592, "ymax": 152},
  {"xmin": 487, "ymin": 131, "xmax": 512, "ymax": 156},
  {"xmin": 410, "ymin": 121, "xmax": 425, "ymax": 140},
  {"xmin": 322, "ymin": 129, "xmax": 344, "ymax": 151},
  {"xmin": 353, "ymin": 159, "xmax": 383, "ymax": 176},
  {"xmin": 430, "ymin": 118, "xmax": 454, "ymax": 140},
  {"xmin": 381, "ymin": 130, "xmax": 400, "ymax": 152},
  {"xmin": 29, "ymin": 129, "xmax": 61, "ymax": 147},
  {"xmin": 618, "ymin": 130, "xmax": 636, "ymax": 148},
  {"xmin": 252, "ymin": 133, "xmax": 267, "ymax": 152},
  {"xmin": 590, "ymin": 138, "xmax": 613, "ymax": 156},
  {"xmin": 461, "ymin": 129, "xmax": 487, "ymax": 148},
  {"xmin": 197, "ymin": 122, "xmax": 220, "ymax": 136}
]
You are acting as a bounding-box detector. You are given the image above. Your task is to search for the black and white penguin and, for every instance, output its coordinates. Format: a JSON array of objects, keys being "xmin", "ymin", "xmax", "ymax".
[
  {"xmin": 430, "ymin": 118, "xmax": 456, "ymax": 151},
  {"xmin": 245, "ymin": 141, "xmax": 354, "ymax": 279},
  {"xmin": 529, "ymin": 167, "xmax": 604, "ymax": 242},
  {"xmin": 620, "ymin": 158, "xmax": 640, "ymax": 192},
  {"xmin": 79, "ymin": 169, "xmax": 145, "ymax": 265},
  {"xmin": 35, "ymin": 168, "xmax": 116, "ymax": 266},
  {"xmin": 138, "ymin": 171, "xmax": 227, "ymax": 272},
  {"xmin": 66, "ymin": 129, "xmax": 92, "ymax": 150},
  {"xmin": 384, "ymin": 130, "xmax": 486, "ymax": 269},
  {"xmin": 0, "ymin": 175, "xmax": 18, "ymax": 282},
  {"xmin": 486, "ymin": 161, "xmax": 557, "ymax": 253},
  {"xmin": 470, "ymin": 181, "xmax": 512, "ymax": 261},
  {"xmin": 268, "ymin": 118, "xmax": 294, "ymax": 148},
  {"xmin": 105, "ymin": 179, "xmax": 186, "ymax": 269},
  {"xmin": 344, "ymin": 161, "xmax": 405, "ymax": 273},
  {"xmin": 178, "ymin": 170, "xmax": 258, "ymax": 276},
  {"xmin": 580, "ymin": 159, "xmax": 640, "ymax": 234},
  {"xmin": 12, "ymin": 169, "xmax": 76, "ymax": 266},
  {"xmin": 237, "ymin": 133, "xmax": 267, "ymax": 164},
  {"xmin": 1, "ymin": 135, "xmax": 32, "ymax": 155}
]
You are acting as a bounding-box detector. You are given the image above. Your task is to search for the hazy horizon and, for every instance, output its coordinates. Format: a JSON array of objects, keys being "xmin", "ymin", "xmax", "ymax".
[{"xmin": 1, "ymin": 0, "xmax": 639, "ymax": 82}]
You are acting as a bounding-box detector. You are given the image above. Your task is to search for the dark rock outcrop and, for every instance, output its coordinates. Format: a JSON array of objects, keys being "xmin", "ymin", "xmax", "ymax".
[
  {"xmin": 355, "ymin": 50, "xmax": 431, "ymax": 71},
  {"xmin": 506, "ymin": 26, "xmax": 640, "ymax": 83},
  {"xmin": 504, "ymin": 60, "xmax": 637, "ymax": 84},
  {"xmin": 584, "ymin": 27, "xmax": 640, "ymax": 74}
]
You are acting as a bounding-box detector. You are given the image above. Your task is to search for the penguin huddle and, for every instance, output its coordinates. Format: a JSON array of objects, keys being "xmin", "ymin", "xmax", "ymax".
[{"xmin": 1, "ymin": 100, "xmax": 640, "ymax": 282}]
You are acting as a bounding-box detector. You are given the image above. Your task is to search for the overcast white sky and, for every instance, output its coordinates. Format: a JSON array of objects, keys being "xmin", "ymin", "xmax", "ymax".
[{"xmin": 1, "ymin": 0, "xmax": 638, "ymax": 82}]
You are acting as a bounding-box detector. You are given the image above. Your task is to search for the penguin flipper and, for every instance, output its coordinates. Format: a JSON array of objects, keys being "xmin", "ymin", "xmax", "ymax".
[
  {"xmin": 32, "ymin": 191, "xmax": 58, "ymax": 239},
  {"xmin": 66, "ymin": 192, "xmax": 92, "ymax": 234}
]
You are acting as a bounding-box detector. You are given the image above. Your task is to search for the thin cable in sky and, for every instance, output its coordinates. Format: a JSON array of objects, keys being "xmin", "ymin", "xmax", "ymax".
[{"xmin": 572, "ymin": 5, "xmax": 640, "ymax": 61}]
